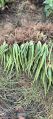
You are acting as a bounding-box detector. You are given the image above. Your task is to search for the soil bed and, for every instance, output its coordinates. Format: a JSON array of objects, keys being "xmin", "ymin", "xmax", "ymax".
[
  {"xmin": 0, "ymin": 67, "xmax": 53, "ymax": 119},
  {"xmin": 0, "ymin": 0, "xmax": 53, "ymax": 119},
  {"xmin": 0, "ymin": 0, "xmax": 53, "ymax": 45}
]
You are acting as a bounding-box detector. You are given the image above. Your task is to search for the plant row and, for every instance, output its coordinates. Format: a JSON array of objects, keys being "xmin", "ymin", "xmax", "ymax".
[{"xmin": 0, "ymin": 41, "xmax": 53, "ymax": 95}]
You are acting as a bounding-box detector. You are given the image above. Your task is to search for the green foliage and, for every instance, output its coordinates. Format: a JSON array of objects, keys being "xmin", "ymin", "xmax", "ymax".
[
  {"xmin": 0, "ymin": 0, "xmax": 5, "ymax": 8},
  {"xmin": 0, "ymin": 41, "xmax": 53, "ymax": 95},
  {"xmin": 44, "ymin": 0, "xmax": 53, "ymax": 16},
  {"xmin": 0, "ymin": 0, "xmax": 14, "ymax": 8}
]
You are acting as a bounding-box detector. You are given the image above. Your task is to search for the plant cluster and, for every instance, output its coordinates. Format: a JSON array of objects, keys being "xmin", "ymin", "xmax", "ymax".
[
  {"xmin": 0, "ymin": 41, "xmax": 53, "ymax": 95},
  {"xmin": 44, "ymin": 0, "xmax": 53, "ymax": 16},
  {"xmin": 0, "ymin": 0, "xmax": 14, "ymax": 9}
]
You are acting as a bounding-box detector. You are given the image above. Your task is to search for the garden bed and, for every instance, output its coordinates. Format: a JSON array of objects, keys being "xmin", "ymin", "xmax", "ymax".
[{"xmin": 0, "ymin": 0, "xmax": 53, "ymax": 119}]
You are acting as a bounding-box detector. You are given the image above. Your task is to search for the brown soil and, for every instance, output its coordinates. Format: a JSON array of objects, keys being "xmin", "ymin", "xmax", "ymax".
[
  {"xmin": 0, "ymin": 0, "xmax": 53, "ymax": 119},
  {"xmin": 0, "ymin": 0, "xmax": 53, "ymax": 45},
  {"xmin": 0, "ymin": 69, "xmax": 53, "ymax": 119},
  {"xmin": 0, "ymin": 22, "xmax": 53, "ymax": 45}
]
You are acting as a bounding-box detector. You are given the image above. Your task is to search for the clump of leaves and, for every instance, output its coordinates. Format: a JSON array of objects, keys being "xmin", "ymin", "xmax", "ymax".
[
  {"xmin": 33, "ymin": 41, "xmax": 53, "ymax": 95},
  {"xmin": 44, "ymin": 0, "xmax": 53, "ymax": 16},
  {"xmin": 0, "ymin": 0, "xmax": 14, "ymax": 9},
  {"xmin": 0, "ymin": 41, "xmax": 53, "ymax": 95}
]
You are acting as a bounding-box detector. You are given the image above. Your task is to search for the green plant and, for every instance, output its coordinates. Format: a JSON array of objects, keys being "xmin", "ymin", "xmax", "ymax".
[
  {"xmin": 44, "ymin": 0, "xmax": 53, "ymax": 16},
  {"xmin": 0, "ymin": 0, "xmax": 5, "ymax": 8},
  {"xmin": 33, "ymin": 41, "xmax": 53, "ymax": 95},
  {"xmin": 0, "ymin": 41, "xmax": 53, "ymax": 95},
  {"xmin": 0, "ymin": 0, "xmax": 14, "ymax": 9}
]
